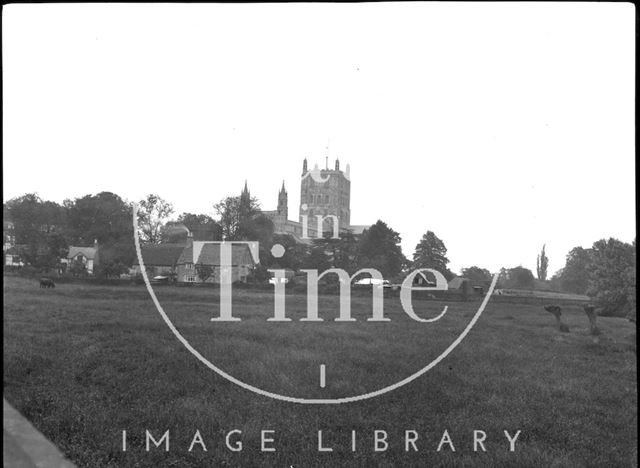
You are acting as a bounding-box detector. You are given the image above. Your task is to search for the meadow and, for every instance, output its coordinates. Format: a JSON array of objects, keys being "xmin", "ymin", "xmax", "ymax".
[{"xmin": 3, "ymin": 275, "xmax": 637, "ymax": 467}]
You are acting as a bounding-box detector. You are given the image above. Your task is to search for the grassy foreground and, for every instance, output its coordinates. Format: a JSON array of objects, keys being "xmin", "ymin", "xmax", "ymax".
[{"xmin": 3, "ymin": 275, "xmax": 637, "ymax": 467}]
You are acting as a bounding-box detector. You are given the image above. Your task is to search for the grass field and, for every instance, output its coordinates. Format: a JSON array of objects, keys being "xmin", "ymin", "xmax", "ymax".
[{"xmin": 3, "ymin": 275, "xmax": 637, "ymax": 467}]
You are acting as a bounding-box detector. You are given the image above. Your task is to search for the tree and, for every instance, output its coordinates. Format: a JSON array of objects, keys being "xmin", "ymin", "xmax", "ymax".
[
  {"xmin": 96, "ymin": 242, "xmax": 137, "ymax": 277},
  {"xmin": 557, "ymin": 246, "xmax": 592, "ymax": 294},
  {"xmin": 267, "ymin": 233, "xmax": 310, "ymax": 271},
  {"xmin": 536, "ymin": 244, "xmax": 549, "ymax": 280},
  {"xmin": 500, "ymin": 266, "xmax": 535, "ymax": 289},
  {"xmin": 327, "ymin": 231, "xmax": 360, "ymax": 274},
  {"xmin": 549, "ymin": 268, "xmax": 564, "ymax": 291},
  {"xmin": 160, "ymin": 222, "xmax": 192, "ymax": 244},
  {"xmin": 137, "ymin": 194, "xmax": 174, "ymax": 244},
  {"xmin": 460, "ymin": 266, "xmax": 492, "ymax": 283},
  {"xmin": 588, "ymin": 238, "xmax": 635, "ymax": 316},
  {"xmin": 214, "ymin": 195, "xmax": 261, "ymax": 241},
  {"xmin": 4, "ymin": 193, "xmax": 67, "ymax": 267},
  {"xmin": 96, "ymin": 260, "xmax": 129, "ymax": 279},
  {"xmin": 623, "ymin": 245, "xmax": 636, "ymax": 320},
  {"xmin": 357, "ymin": 220, "xmax": 407, "ymax": 278},
  {"xmin": 245, "ymin": 214, "xmax": 275, "ymax": 246},
  {"xmin": 196, "ymin": 264, "xmax": 214, "ymax": 282},
  {"xmin": 42, "ymin": 233, "xmax": 69, "ymax": 270},
  {"xmin": 412, "ymin": 230, "xmax": 453, "ymax": 279},
  {"xmin": 69, "ymin": 257, "xmax": 87, "ymax": 277},
  {"xmin": 511, "ymin": 266, "xmax": 535, "ymax": 288},
  {"xmin": 302, "ymin": 242, "xmax": 333, "ymax": 274},
  {"xmin": 66, "ymin": 192, "xmax": 133, "ymax": 245},
  {"xmin": 175, "ymin": 213, "xmax": 222, "ymax": 241}
]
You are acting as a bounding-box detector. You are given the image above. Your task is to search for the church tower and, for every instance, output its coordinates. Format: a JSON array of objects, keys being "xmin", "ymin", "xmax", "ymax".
[
  {"xmin": 277, "ymin": 181, "xmax": 288, "ymax": 218},
  {"xmin": 299, "ymin": 158, "xmax": 350, "ymax": 234}
]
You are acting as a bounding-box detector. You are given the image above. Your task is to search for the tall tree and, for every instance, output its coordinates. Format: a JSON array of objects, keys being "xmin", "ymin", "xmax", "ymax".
[
  {"xmin": 137, "ymin": 194, "xmax": 174, "ymax": 244},
  {"xmin": 536, "ymin": 244, "xmax": 549, "ymax": 280},
  {"xmin": 357, "ymin": 220, "xmax": 407, "ymax": 279},
  {"xmin": 412, "ymin": 230, "xmax": 452, "ymax": 279}
]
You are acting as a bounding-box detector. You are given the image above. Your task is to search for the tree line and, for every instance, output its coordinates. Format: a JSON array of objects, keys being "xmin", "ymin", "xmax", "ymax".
[
  {"xmin": 3, "ymin": 191, "xmax": 462, "ymax": 281},
  {"xmin": 4, "ymin": 191, "xmax": 635, "ymax": 317}
]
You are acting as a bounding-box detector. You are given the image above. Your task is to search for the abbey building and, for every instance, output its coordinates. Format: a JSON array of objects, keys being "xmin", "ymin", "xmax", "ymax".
[{"xmin": 261, "ymin": 158, "xmax": 370, "ymax": 242}]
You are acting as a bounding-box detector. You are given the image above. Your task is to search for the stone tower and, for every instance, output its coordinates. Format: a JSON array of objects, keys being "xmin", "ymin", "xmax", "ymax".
[
  {"xmin": 277, "ymin": 181, "xmax": 288, "ymax": 218},
  {"xmin": 300, "ymin": 158, "xmax": 351, "ymax": 234}
]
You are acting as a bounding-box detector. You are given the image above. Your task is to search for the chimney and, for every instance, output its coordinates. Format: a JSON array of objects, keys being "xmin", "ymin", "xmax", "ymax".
[
  {"xmin": 335, "ymin": 158, "xmax": 340, "ymax": 171},
  {"xmin": 302, "ymin": 158, "xmax": 308, "ymax": 174}
]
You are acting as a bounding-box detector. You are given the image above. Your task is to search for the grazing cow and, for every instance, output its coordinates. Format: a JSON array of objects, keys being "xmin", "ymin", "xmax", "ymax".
[
  {"xmin": 39, "ymin": 278, "xmax": 55, "ymax": 289},
  {"xmin": 544, "ymin": 304, "xmax": 569, "ymax": 332}
]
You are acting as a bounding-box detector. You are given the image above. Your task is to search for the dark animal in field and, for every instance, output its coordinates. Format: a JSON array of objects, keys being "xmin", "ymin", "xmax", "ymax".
[
  {"xmin": 582, "ymin": 304, "xmax": 601, "ymax": 336},
  {"xmin": 39, "ymin": 278, "xmax": 55, "ymax": 289},
  {"xmin": 544, "ymin": 304, "xmax": 569, "ymax": 332}
]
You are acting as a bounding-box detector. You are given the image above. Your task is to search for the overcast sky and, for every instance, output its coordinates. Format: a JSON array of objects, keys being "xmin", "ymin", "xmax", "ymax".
[{"xmin": 3, "ymin": 3, "xmax": 635, "ymax": 275}]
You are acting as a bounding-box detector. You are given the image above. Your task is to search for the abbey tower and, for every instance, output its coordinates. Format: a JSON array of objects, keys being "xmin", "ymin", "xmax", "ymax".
[
  {"xmin": 299, "ymin": 158, "xmax": 350, "ymax": 231},
  {"xmin": 262, "ymin": 158, "xmax": 365, "ymax": 242}
]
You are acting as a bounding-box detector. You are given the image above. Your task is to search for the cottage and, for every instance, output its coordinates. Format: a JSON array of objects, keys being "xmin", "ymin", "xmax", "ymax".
[
  {"xmin": 61, "ymin": 241, "xmax": 100, "ymax": 275},
  {"xmin": 176, "ymin": 241, "xmax": 258, "ymax": 284},
  {"xmin": 130, "ymin": 243, "xmax": 186, "ymax": 280}
]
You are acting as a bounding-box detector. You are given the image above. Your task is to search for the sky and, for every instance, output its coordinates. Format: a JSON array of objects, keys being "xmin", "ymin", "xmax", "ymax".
[{"xmin": 2, "ymin": 3, "xmax": 635, "ymax": 276}]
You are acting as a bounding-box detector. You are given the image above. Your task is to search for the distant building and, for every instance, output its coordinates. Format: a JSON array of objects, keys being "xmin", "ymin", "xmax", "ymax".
[
  {"xmin": 3, "ymin": 220, "xmax": 24, "ymax": 267},
  {"xmin": 130, "ymin": 243, "xmax": 185, "ymax": 279},
  {"xmin": 176, "ymin": 240, "xmax": 257, "ymax": 283},
  {"xmin": 262, "ymin": 158, "xmax": 371, "ymax": 242},
  {"xmin": 131, "ymin": 233, "xmax": 257, "ymax": 284},
  {"xmin": 62, "ymin": 241, "xmax": 100, "ymax": 275}
]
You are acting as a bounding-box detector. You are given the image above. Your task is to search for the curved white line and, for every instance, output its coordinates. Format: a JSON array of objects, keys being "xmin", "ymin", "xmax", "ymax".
[{"xmin": 133, "ymin": 204, "xmax": 497, "ymax": 404}]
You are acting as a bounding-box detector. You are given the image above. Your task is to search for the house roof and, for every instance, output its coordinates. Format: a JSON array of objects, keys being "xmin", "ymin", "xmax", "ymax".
[
  {"xmin": 195, "ymin": 243, "xmax": 257, "ymax": 266},
  {"xmin": 133, "ymin": 244, "xmax": 185, "ymax": 266},
  {"xmin": 68, "ymin": 246, "xmax": 98, "ymax": 260},
  {"xmin": 177, "ymin": 244, "xmax": 193, "ymax": 265},
  {"xmin": 448, "ymin": 277, "xmax": 466, "ymax": 289},
  {"xmin": 175, "ymin": 242, "xmax": 259, "ymax": 266}
]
